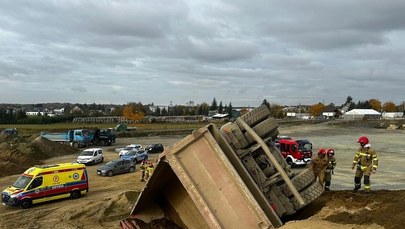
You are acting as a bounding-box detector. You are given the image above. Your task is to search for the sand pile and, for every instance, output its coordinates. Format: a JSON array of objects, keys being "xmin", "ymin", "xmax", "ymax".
[{"xmin": 0, "ymin": 136, "xmax": 79, "ymax": 177}]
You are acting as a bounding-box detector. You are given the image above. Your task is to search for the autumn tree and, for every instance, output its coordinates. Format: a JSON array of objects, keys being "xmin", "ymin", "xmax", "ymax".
[
  {"xmin": 369, "ymin": 99, "xmax": 381, "ymax": 111},
  {"xmin": 309, "ymin": 103, "xmax": 325, "ymax": 117},
  {"xmin": 239, "ymin": 108, "xmax": 249, "ymax": 116},
  {"xmin": 123, "ymin": 103, "xmax": 145, "ymax": 121},
  {"xmin": 269, "ymin": 104, "xmax": 284, "ymax": 119},
  {"xmin": 382, "ymin": 101, "xmax": 397, "ymax": 112}
]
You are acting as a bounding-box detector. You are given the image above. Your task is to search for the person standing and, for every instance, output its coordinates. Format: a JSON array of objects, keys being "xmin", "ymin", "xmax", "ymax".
[
  {"xmin": 352, "ymin": 136, "xmax": 378, "ymax": 193},
  {"xmin": 324, "ymin": 148, "xmax": 337, "ymax": 191},
  {"xmin": 309, "ymin": 148, "xmax": 329, "ymax": 186},
  {"xmin": 140, "ymin": 160, "xmax": 147, "ymax": 182}
]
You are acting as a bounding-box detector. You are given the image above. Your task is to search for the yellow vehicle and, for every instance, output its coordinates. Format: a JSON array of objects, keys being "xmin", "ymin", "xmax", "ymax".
[{"xmin": 1, "ymin": 163, "xmax": 89, "ymax": 209}]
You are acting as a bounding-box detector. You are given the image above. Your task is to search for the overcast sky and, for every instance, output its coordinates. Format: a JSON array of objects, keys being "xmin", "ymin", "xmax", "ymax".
[{"xmin": 1, "ymin": 0, "xmax": 405, "ymax": 107}]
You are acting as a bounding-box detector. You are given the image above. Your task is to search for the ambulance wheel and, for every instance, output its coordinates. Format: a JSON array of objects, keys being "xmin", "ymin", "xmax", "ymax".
[
  {"xmin": 71, "ymin": 190, "xmax": 81, "ymax": 199},
  {"xmin": 129, "ymin": 167, "xmax": 135, "ymax": 173},
  {"xmin": 107, "ymin": 171, "xmax": 114, "ymax": 177},
  {"xmin": 21, "ymin": 199, "xmax": 32, "ymax": 209}
]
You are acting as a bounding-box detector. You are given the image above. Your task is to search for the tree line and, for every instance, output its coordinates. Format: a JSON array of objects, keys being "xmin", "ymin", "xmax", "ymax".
[{"xmin": 1, "ymin": 96, "xmax": 404, "ymax": 124}]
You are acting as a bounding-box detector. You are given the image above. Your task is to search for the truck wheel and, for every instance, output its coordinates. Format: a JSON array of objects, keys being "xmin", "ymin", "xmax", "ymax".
[
  {"xmin": 286, "ymin": 158, "xmax": 293, "ymax": 166},
  {"xmin": 129, "ymin": 167, "xmax": 135, "ymax": 173},
  {"xmin": 21, "ymin": 199, "xmax": 32, "ymax": 209},
  {"xmin": 250, "ymin": 117, "xmax": 279, "ymax": 138},
  {"xmin": 71, "ymin": 190, "xmax": 81, "ymax": 199},
  {"xmin": 101, "ymin": 140, "xmax": 106, "ymax": 146},
  {"xmin": 73, "ymin": 142, "xmax": 79, "ymax": 148},
  {"xmin": 107, "ymin": 171, "xmax": 114, "ymax": 177},
  {"xmin": 220, "ymin": 123, "xmax": 246, "ymax": 150},
  {"xmin": 290, "ymin": 181, "xmax": 324, "ymax": 210},
  {"xmin": 279, "ymin": 168, "xmax": 315, "ymax": 197},
  {"xmin": 239, "ymin": 104, "xmax": 271, "ymax": 127}
]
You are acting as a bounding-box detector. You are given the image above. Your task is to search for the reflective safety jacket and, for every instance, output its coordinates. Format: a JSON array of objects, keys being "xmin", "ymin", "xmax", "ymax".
[
  {"xmin": 326, "ymin": 157, "xmax": 336, "ymax": 172},
  {"xmin": 352, "ymin": 147, "xmax": 378, "ymax": 171},
  {"xmin": 310, "ymin": 155, "xmax": 328, "ymax": 174}
]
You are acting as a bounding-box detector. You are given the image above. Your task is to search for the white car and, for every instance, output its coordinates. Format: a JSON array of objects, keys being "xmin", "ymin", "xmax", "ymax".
[
  {"xmin": 77, "ymin": 148, "xmax": 104, "ymax": 165},
  {"xmin": 118, "ymin": 144, "xmax": 144, "ymax": 157}
]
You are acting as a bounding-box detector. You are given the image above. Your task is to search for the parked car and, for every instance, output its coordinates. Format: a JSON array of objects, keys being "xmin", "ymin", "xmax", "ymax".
[
  {"xmin": 1, "ymin": 128, "xmax": 18, "ymax": 136},
  {"xmin": 145, "ymin": 144, "xmax": 164, "ymax": 154},
  {"xmin": 77, "ymin": 148, "xmax": 104, "ymax": 165},
  {"xmin": 118, "ymin": 144, "xmax": 144, "ymax": 157},
  {"xmin": 121, "ymin": 149, "xmax": 148, "ymax": 163},
  {"xmin": 96, "ymin": 159, "xmax": 135, "ymax": 176}
]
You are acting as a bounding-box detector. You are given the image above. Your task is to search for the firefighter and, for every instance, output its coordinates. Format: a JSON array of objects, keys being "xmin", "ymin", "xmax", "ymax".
[
  {"xmin": 140, "ymin": 160, "xmax": 147, "ymax": 182},
  {"xmin": 352, "ymin": 136, "xmax": 378, "ymax": 193},
  {"xmin": 309, "ymin": 148, "xmax": 329, "ymax": 186},
  {"xmin": 324, "ymin": 148, "xmax": 337, "ymax": 191},
  {"xmin": 144, "ymin": 160, "xmax": 155, "ymax": 181}
]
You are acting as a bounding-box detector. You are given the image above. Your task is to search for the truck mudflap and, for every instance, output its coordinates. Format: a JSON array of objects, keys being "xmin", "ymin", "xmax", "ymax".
[{"xmin": 124, "ymin": 125, "xmax": 278, "ymax": 229}]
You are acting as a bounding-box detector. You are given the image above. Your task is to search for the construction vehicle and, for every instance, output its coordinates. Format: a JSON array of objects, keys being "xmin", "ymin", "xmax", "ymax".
[
  {"xmin": 120, "ymin": 105, "xmax": 323, "ymax": 228},
  {"xmin": 40, "ymin": 128, "xmax": 116, "ymax": 148}
]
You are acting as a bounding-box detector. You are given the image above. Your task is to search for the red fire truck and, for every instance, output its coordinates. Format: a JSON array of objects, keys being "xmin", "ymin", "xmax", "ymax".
[{"xmin": 275, "ymin": 138, "xmax": 313, "ymax": 166}]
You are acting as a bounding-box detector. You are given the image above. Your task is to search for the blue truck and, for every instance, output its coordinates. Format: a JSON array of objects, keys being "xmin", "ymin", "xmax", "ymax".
[
  {"xmin": 40, "ymin": 128, "xmax": 116, "ymax": 148},
  {"xmin": 40, "ymin": 129, "xmax": 94, "ymax": 148}
]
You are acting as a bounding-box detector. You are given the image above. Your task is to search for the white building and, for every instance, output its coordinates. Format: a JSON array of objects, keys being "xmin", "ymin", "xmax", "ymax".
[{"xmin": 342, "ymin": 109, "xmax": 381, "ymax": 120}]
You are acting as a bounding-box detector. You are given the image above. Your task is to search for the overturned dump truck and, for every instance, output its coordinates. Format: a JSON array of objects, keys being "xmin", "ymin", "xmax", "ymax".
[{"xmin": 121, "ymin": 105, "xmax": 323, "ymax": 228}]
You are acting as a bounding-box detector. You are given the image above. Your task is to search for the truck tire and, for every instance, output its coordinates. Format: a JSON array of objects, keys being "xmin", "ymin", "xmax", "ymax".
[
  {"xmin": 73, "ymin": 142, "xmax": 79, "ymax": 148},
  {"xmin": 21, "ymin": 199, "xmax": 32, "ymax": 209},
  {"xmin": 220, "ymin": 123, "xmax": 249, "ymax": 149},
  {"xmin": 290, "ymin": 181, "xmax": 324, "ymax": 210},
  {"xmin": 239, "ymin": 104, "xmax": 271, "ymax": 127},
  {"xmin": 244, "ymin": 118, "xmax": 279, "ymax": 144},
  {"xmin": 279, "ymin": 168, "xmax": 315, "ymax": 197}
]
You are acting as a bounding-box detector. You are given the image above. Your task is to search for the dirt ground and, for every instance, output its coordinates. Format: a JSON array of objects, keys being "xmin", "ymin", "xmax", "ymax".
[{"xmin": 0, "ymin": 123, "xmax": 404, "ymax": 228}]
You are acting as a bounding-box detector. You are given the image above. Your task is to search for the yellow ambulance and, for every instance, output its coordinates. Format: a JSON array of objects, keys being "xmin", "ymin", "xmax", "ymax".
[{"xmin": 1, "ymin": 163, "xmax": 89, "ymax": 209}]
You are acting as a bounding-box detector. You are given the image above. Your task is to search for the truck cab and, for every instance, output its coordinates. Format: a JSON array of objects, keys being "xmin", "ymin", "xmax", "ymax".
[{"xmin": 276, "ymin": 138, "xmax": 312, "ymax": 166}]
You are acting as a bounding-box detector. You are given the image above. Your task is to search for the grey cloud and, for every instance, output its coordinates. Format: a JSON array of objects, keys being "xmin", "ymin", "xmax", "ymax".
[{"xmin": 1, "ymin": 0, "xmax": 405, "ymax": 106}]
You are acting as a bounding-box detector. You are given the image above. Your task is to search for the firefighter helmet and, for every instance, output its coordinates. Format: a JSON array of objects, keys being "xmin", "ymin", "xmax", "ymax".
[
  {"xmin": 327, "ymin": 148, "xmax": 335, "ymax": 157},
  {"xmin": 357, "ymin": 136, "xmax": 369, "ymax": 145},
  {"xmin": 318, "ymin": 148, "xmax": 326, "ymax": 157}
]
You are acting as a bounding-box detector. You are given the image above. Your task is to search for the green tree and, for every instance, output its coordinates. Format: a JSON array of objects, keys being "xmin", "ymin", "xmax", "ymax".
[
  {"xmin": 218, "ymin": 101, "xmax": 223, "ymax": 114},
  {"xmin": 210, "ymin": 98, "xmax": 218, "ymax": 111},
  {"xmin": 262, "ymin": 99, "xmax": 270, "ymax": 109},
  {"xmin": 227, "ymin": 102, "xmax": 233, "ymax": 117}
]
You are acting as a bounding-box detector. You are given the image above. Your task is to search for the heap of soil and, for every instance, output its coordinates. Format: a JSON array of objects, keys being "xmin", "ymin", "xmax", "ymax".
[
  {"xmin": 0, "ymin": 136, "xmax": 78, "ymax": 177},
  {"xmin": 282, "ymin": 190, "xmax": 405, "ymax": 229}
]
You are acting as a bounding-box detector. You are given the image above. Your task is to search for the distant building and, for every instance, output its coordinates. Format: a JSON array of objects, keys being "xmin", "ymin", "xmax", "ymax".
[
  {"xmin": 70, "ymin": 106, "xmax": 83, "ymax": 114},
  {"xmin": 382, "ymin": 112, "xmax": 404, "ymax": 119},
  {"xmin": 286, "ymin": 112, "xmax": 312, "ymax": 120},
  {"xmin": 342, "ymin": 109, "xmax": 381, "ymax": 120},
  {"xmin": 53, "ymin": 108, "xmax": 65, "ymax": 115}
]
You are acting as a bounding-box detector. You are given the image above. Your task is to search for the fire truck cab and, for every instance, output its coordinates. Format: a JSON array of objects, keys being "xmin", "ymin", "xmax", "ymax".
[{"xmin": 276, "ymin": 138, "xmax": 312, "ymax": 166}]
